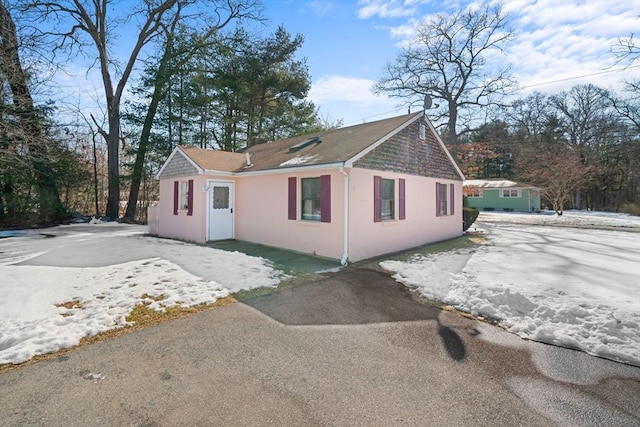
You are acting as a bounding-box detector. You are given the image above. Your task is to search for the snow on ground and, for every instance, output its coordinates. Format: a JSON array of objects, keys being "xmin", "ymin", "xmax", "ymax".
[
  {"xmin": 381, "ymin": 211, "xmax": 640, "ymax": 366},
  {"xmin": 0, "ymin": 223, "xmax": 284, "ymax": 365}
]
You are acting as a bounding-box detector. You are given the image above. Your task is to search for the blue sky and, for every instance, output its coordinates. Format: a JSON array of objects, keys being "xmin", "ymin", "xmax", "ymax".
[
  {"xmin": 50, "ymin": 0, "xmax": 639, "ymax": 128},
  {"xmin": 256, "ymin": 0, "xmax": 640, "ymax": 126}
]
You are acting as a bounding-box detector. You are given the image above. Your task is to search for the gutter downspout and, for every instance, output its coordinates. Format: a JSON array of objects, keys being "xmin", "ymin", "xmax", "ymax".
[{"xmin": 339, "ymin": 167, "xmax": 349, "ymax": 266}]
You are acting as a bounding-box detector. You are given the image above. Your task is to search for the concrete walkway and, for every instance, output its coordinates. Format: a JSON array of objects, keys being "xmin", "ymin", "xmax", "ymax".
[{"xmin": 207, "ymin": 239, "xmax": 342, "ymax": 274}]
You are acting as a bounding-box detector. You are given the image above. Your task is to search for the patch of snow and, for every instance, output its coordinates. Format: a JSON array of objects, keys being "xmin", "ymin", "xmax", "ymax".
[
  {"xmin": 476, "ymin": 210, "xmax": 640, "ymax": 229},
  {"xmin": 0, "ymin": 224, "xmax": 285, "ymax": 365},
  {"xmin": 381, "ymin": 216, "xmax": 640, "ymax": 366},
  {"xmin": 279, "ymin": 155, "xmax": 318, "ymax": 167}
]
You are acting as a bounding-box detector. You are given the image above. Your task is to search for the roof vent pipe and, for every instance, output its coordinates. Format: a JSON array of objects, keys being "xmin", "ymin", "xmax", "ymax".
[{"xmin": 245, "ymin": 152, "xmax": 252, "ymax": 167}]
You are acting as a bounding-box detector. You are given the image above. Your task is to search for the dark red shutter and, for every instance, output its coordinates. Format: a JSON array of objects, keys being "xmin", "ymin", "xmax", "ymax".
[
  {"xmin": 288, "ymin": 177, "xmax": 296, "ymax": 220},
  {"xmin": 187, "ymin": 179, "xmax": 194, "ymax": 216},
  {"xmin": 399, "ymin": 178, "xmax": 406, "ymax": 220},
  {"xmin": 173, "ymin": 181, "xmax": 179, "ymax": 215},
  {"xmin": 320, "ymin": 175, "xmax": 331, "ymax": 223},
  {"xmin": 435, "ymin": 182, "xmax": 441, "ymax": 217},
  {"xmin": 374, "ymin": 176, "xmax": 382, "ymax": 222},
  {"xmin": 450, "ymin": 183, "xmax": 455, "ymax": 216}
]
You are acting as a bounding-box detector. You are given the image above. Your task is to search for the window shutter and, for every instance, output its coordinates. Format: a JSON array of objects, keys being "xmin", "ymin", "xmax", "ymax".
[
  {"xmin": 187, "ymin": 179, "xmax": 194, "ymax": 216},
  {"xmin": 435, "ymin": 182, "xmax": 441, "ymax": 217},
  {"xmin": 374, "ymin": 176, "xmax": 382, "ymax": 222},
  {"xmin": 173, "ymin": 181, "xmax": 179, "ymax": 215},
  {"xmin": 320, "ymin": 175, "xmax": 331, "ymax": 223},
  {"xmin": 449, "ymin": 184, "xmax": 455, "ymax": 216},
  {"xmin": 288, "ymin": 177, "xmax": 297, "ymax": 220},
  {"xmin": 399, "ymin": 178, "xmax": 406, "ymax": 220}
]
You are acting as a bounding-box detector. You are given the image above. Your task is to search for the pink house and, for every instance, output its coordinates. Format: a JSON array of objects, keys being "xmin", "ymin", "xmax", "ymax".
[{"xmin": 154, "ymin": 111, "xmax": 464, "ymax": 263}]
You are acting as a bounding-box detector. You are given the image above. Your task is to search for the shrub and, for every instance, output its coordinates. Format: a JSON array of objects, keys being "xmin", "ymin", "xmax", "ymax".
[
  {"xmin": 463, "ymin": 207, "xmax": 479, "ymax": 231},
  {"xmin": 620, "ymin": 202, "xmax": 640, "ymax": 216}
]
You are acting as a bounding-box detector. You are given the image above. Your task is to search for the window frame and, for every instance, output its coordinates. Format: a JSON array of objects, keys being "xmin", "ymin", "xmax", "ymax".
[
  {"xmin": 439, "ymin": 183, "xmax": 448, "ymax": 216},
  {"xmin": 466, "ymin": 187, "xmax": 483, "ymax": 198},
  {"xmin": 180, "ymin": 181, "xmax": 190, "ymax": 210},
  {"xmin": 500, "ymin": 188, "xmax": 521, "ymax": 198},
  {"xmin": 381, "ymin": 178, "xmax": 395, "ymax": 221},
  {"xmin": 301, "ymin": 177, "xmax": 322, "ymax": 221}
]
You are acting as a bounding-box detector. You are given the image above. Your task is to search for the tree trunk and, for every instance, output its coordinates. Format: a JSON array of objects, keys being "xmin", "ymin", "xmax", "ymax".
[
  {"xmin": 123, "ymin": 79, "xmax": 165, "ymax": 222},
  {"xmin": 0, "ymin": 3, "xmax": 64, "ymax": 223}
]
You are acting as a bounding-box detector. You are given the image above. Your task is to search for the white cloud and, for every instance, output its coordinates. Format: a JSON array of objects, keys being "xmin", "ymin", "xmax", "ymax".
[
  {"xmin": 307, "ymin": 0, "xmax": 335, "ymax": 16},
  {"xmin": 357, "ymin": 0, "xmax": 420, "ymax": 19},
  {"xmin": 307, "ymin": 75, "xmax": 406, "ymax": 125},
  {"xmin": 375, "ymin": 0, "xmax": 640, "ymax": 97},
  {"xmin": 309, "ymin": 75, "xmax": 382, "ymax": 103}
]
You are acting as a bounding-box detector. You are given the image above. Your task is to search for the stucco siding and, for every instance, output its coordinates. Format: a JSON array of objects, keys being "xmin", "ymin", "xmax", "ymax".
[
  {"xmin": 235, "ymin": 170, "xmax": 345, "ymax": 260},
  {"xmin": 347, "ymin": 168, "xmax": 463, "ymax": 262},
  {"xmin": 157, "ymin": 175, "xmax": 209, "ymax": 243}
]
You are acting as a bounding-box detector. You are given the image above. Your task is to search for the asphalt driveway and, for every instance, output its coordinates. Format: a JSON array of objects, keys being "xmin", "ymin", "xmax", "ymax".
[
  {"xmin": 1, "ymin": 266, "xmax": 639, "ymax": 426},
  {"xmin": 1, "ymin": 223, "xmax": 639, "ymax": 426}
]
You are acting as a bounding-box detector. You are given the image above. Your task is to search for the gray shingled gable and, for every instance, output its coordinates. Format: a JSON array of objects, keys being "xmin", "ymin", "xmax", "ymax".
[
  {"xmin": 157, "ymin": 150, "xmax": 199, "ymax": 179},
  {"xmin": 353, "ymin": 118, "xmax": 462, "ymax": 181},
  {"xmin": 241, "ymin": 112, "xmax": 423, "ymax": 172}
]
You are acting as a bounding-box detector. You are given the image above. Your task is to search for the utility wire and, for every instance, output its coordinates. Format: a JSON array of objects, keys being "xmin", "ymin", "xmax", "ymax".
[{"xmin": 520, "ymin": 65, "xmax": 640, "ymax": 89}]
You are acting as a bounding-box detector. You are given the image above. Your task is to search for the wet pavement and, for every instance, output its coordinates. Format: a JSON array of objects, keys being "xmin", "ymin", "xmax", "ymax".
[{"xmin": 1, "ymin": 224, "xmax": 639, "ymax": 426}]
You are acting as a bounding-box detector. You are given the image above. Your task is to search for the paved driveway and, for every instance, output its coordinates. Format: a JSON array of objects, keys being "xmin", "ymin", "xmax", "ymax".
[
  {"xmin": 1, "ymin": 223, "xmax": 639, "ymax": 426},
  {"xmin": 1, "ymin": 266, "xmax": 639, "ymax": 426}
]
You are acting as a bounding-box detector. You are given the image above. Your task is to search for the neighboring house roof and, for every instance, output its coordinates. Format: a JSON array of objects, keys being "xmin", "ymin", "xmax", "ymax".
[
  {"xmin": 157, "ymin": 112, "xmax": 464, "ymax": 181},
  {"xmin": 464, "ymin": 179, "xmax": 540, "ymax": 189}
]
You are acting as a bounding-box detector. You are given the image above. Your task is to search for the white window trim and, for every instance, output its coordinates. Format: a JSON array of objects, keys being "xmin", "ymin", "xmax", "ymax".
[
  {"xmin": 301, "ymin": 177, "xmax": 321, "ymax": 221},
  {"xmin": 381, "ymin": 178, "xmax": 395, "ymax": 221},
  {"xmin": 180, "ymin": 181, "xmax": 189, "ymax": 210},
  {"xmin": 499, "ymin": 188, "xmax": 521, "ymax": 198}
]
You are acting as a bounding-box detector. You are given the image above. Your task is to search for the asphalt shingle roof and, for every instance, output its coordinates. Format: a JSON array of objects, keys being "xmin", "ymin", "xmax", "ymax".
[{"xmin": 179, "ymin": 112, "xmax": 422, "ymax": 173}]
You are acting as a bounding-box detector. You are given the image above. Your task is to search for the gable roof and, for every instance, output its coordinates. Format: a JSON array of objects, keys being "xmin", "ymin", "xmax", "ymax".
[
  {"xmin": 180, "ymin": 146, "xmax": 247, "ymax": 172},
  {"xmin": 464, "ymin": 179, "xmax": 540, "ymax": 189},
  {"xmin": 159, "ymin": 111, "xmax": 464, "ymax": 180},
  {"xmin": 243, "ymin": 112, "xmax": 423, "ymax": 172}
]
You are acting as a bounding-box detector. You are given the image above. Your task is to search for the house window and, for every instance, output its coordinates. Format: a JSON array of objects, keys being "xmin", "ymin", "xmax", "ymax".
[
  {"xmin": 381, "ymin": 179, "xmax": 395, "ymax": 220},
  {"xmin": 465, "ymin": 187, "xmax": 483, "ymax": 198},
  {"xmin": 301, "ymin": 177, "xmax": 321, "ymax": 220},
  {"xmin": 436, "ymin": 182, "xmax": 455, "ymax": 216},
  {"xmin": 374, "ymin": 176, "xmax": 405, "ymax": 222},
  {"xmin": 181, "ymin": 181, "xmax": 190, "ymax": 209},
  {"xmin": 175, "ymin": 179, "xmax": 193, "ymax": 216},
  {"xmin": 289, "ymin": 175, "xmax": 331, "ymax": 222},
  {"xmin": 439, "ymin": 183, "xmax": 448, "ymax": 216},
  {"xmin": 501, "ymin": 189, "xmax": 521, "ymax": 198}
]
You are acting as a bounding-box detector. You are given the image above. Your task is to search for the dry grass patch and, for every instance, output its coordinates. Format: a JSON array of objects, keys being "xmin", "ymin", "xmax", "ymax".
[
  {"xmin": 0, "ymin": 296, "xmax": 236, "ymax": 375},
  {"xmin": 55, "ymin": 299, "xmax": 83, "ymax": 310}
]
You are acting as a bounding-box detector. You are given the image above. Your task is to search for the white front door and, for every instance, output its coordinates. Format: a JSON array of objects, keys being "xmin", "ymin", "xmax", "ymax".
[{"xmin": 207, "ymin": 181, "xmax": 234, "ymax": 240}]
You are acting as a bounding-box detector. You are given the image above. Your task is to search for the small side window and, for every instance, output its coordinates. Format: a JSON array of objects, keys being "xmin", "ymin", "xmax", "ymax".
[
  {"xmin": 301, "ymin": 177, "xmax": 321, "ymax": 221},
  {"xmin": 381, "ymin": 178, "xmax": 395, "ymax": 220}
]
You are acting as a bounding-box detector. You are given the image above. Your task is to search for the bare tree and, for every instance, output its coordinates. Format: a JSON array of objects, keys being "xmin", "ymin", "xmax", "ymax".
[
  {"xmin": 374, "ymin": 2, "xmax": 516, "ymax": 143},
  {"xmin": 20, "ymin": 0, "xmax": 261, "ymax": 220},
  {"xmin": 526, "ymin": 147, "xmax": 591, "ymax": 215}
]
